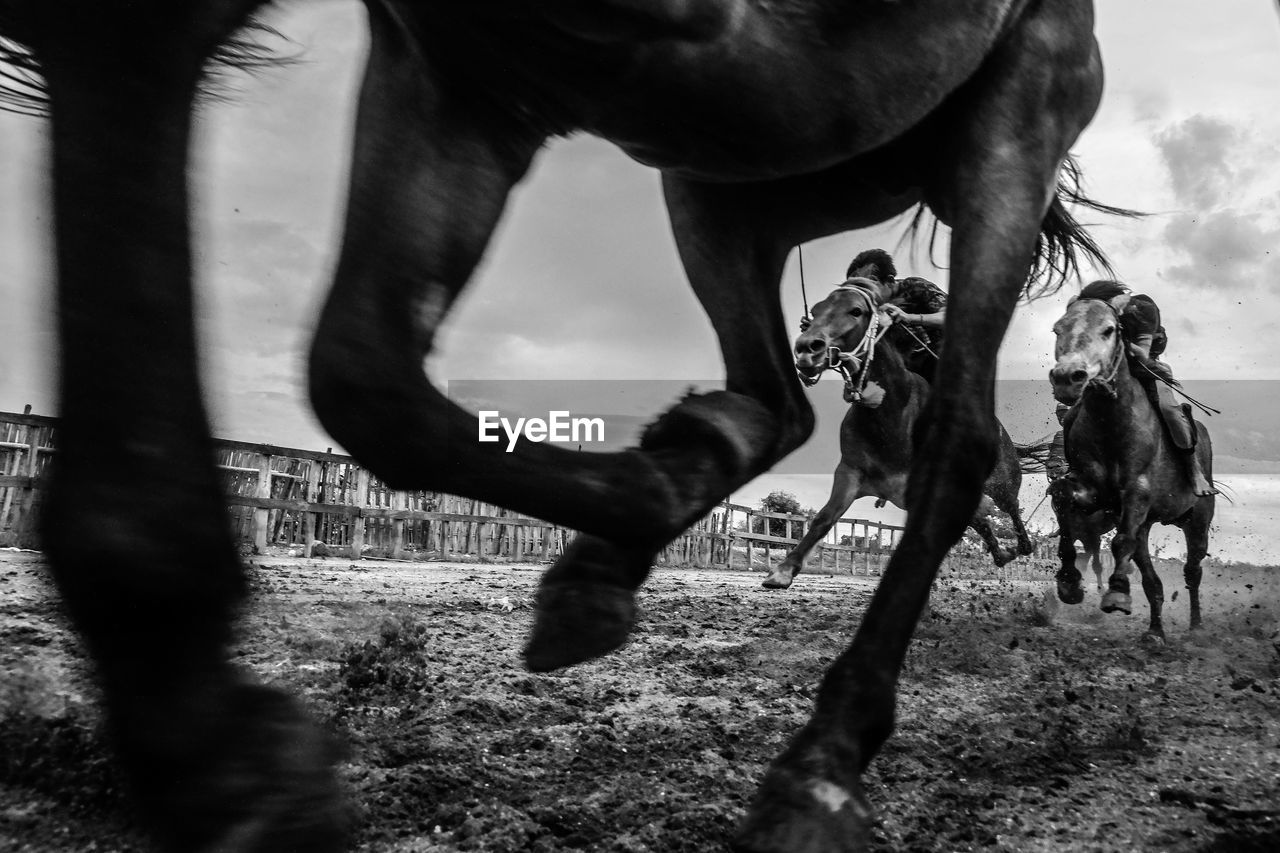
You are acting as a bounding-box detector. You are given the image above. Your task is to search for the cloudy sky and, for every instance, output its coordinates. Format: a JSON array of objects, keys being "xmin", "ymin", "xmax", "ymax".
[{"xmin": 2, "ymin": 0, "xmax": 1278, "ymax": 462}]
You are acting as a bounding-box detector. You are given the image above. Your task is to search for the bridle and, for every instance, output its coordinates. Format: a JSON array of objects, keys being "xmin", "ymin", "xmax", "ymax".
[
  {"xmin": 1073, "ymin": 296, "xmax": 1125, "ymax": 395},
  {"xmin": 797, "ymin": 281, "xmax": 890, "ymax": 404}
]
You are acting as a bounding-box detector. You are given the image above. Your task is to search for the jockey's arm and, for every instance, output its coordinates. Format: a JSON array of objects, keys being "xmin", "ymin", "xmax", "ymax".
[
  {"xmin": 884, "ymin": 303, "xmax": 945, "ymax": 329},
  {"xmin": 912, "ymin": 309, "xmax": 945, "ymax": 329}
]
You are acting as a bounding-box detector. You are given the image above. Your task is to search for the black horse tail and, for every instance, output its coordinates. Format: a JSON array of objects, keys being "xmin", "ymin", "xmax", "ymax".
[
  {"xmin": 1027, "ymin": 156, "xmax": 1142, "ymax": 298},
  {"xmin": 0, "ymin": 18, "xmax": 295, "ymax": 118},
  {"xmin": 900, "ymin": 154, "xmax": 1141, "ymax": 298}
]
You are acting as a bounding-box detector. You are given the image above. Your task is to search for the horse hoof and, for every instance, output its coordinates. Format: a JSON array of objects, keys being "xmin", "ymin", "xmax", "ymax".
[
  {"xmin": 1100, "ymin": 591, "xmax": 1132, "ymax": 615},
  {"xmin": 762, "ymin": 567, "xmax": 796, "ymax": 589},
  {"xmin": 732, "ymin": 765, "xmax": 873, "ymax": 853},
  {"xmin": 1057, "ymin": 581, "xmax": 1084, "ymax": 606},
  {"xmin": 523, "ymin": 581, "xmax": 637, "ymax": 672},
  {"xmin": 142, "ymin": 682, "xmax": 347, "ymax": 853}
]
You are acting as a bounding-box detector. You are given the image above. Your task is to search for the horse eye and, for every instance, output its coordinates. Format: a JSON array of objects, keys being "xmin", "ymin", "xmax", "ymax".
[
  {"xmin": 1102, "ymin": 326, "xmax": 1115, "ymax": 338},
  {"xmin": 850, "ymin": 307, "xmax": 863, "ymax": 317}
]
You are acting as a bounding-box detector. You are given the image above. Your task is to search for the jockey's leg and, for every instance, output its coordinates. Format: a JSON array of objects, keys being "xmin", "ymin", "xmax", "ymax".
[{"xmin": 1154, "ymin": 386, "xmax": 1215, "ymax": 495}]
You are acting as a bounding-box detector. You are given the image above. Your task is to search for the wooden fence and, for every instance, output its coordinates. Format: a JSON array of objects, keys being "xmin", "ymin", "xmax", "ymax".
[{"xmin": 2, "ymin": 408, "xmax": 1033, "ymax": 577}]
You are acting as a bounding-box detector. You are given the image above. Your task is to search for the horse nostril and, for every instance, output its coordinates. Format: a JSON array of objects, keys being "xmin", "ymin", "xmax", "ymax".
[
  {"xmin": 1070, "ymin": 369, "xmax": 1088, "ymax": 384},
  {"xmin": 800, "ymin": 337, "xmax": 826, "ymax": 355}
]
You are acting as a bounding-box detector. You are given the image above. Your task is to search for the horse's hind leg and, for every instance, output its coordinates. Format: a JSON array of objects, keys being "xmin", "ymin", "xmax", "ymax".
[
  {"xmin": 1084, "ymin": 530, "xmax": 1106, "ymax": 592},
  {"xmin": 1182, "ymin": 498, "xmax": 1214, "ymax": 630},
  {"xmin": 765, "ymin": 462, "xmax": 864, "ymax": 589},
  {"xmin": 1131, "ymin": 525, "xmax": 1165, "ymax": 639},
  {"xmin": 34, "ymin": 8, "xmax": 342, "ymax": 850},
  {"xmin": 733, "ymin": 4, "xmax": 1101, "ymax": 850},
  {"xmin": 969, "ymin": 505, "xmax": 1015, "ymax": 568}
]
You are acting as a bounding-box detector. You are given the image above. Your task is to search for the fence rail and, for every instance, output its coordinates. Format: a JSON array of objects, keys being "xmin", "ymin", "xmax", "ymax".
[{"xmin": 2, "ymin": 408, "xmax": 1030, "ymax": 577}]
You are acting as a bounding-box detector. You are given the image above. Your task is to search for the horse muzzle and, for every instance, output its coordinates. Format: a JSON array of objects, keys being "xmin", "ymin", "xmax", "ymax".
[{"xmin": 1049, "ymin": 363, "xmax": 1089, "ymax": 404}]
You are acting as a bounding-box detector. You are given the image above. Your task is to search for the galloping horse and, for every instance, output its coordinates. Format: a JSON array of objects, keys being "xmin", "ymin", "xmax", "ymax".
[
  {"xmin": 1, "ymin": 2, "xmax": 1115, "ymax": 850},
  {"xmin": 1050, "ymin": 282, "xmax": 1215, "ymax": 637},
  {"xmin": 763, "ymin": 277, "xmax": 1033, "ymax": 590}
]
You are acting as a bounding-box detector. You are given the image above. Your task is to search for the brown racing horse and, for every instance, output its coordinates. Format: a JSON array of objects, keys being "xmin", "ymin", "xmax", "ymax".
[
  {"xmin": 763, "ymin": 277, "xmax": 1033, "ymax": 590},
  {"xmin": 1049, "ymin": 282, "xmax": 1215, "ymax": 638},
  {"xmin": 1, "ymin": 1, "xmax": 1117, "ymax": 850}
]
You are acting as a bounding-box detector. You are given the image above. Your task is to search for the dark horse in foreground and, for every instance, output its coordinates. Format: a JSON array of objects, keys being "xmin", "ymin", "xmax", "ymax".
[
  {"xmin": 1, "ymin": 1, "xmax": 1117, "ymax": 850},
  {"xmin": 763, "ymin": 278, "xmax": 1033, "ymax": 590},
  {"xmin": 1050, "ymin": 283, "xmax": 1215, "ymax": 638}
]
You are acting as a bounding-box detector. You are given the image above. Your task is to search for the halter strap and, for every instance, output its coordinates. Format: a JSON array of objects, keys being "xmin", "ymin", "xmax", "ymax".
[{"xmin": 797, "ymin": 280, "xmax": 889, "ymax": 404}]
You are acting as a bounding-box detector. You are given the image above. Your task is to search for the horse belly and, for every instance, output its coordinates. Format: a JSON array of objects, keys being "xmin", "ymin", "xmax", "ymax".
[{"xmin": 555, "ymin": 0, "xmax": 1035, "ymax": 180}]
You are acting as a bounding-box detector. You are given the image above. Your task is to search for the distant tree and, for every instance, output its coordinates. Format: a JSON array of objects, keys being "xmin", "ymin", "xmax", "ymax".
[{"xmin": 758, "ymin": 490, "xmax": 802, "ymax": 538}]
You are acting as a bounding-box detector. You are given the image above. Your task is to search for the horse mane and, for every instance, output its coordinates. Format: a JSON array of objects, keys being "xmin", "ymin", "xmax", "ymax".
[
  {"xmin": 901, "ymin": 155, "xmax": 1141, "ymax": 298},
  {"xmin": 0, "ymin": 19, "xmax": 295, "ymax": 117},
  {"xmin": 1076, "ymin": 279, "xmax": 1129, "ymax": 302},
  {"xmin": 846, "ymin": 248, "xmax": 896, "ymax": 282}
]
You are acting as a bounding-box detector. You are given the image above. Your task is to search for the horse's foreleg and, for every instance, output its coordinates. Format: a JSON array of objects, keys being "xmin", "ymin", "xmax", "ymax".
[
  {"xmin": 766, "ymin": 462, "xmax": 865, "ymax": 590},
  {"xmin": 1055, "ymin": 501, "xmax": 1085, "ymax": 604},
  {"xmin": 312, "ymin": 3, "xmax": 798, "ymax": 614},
  {"xmin": 35, "ymin": 8, "xmax": 343, "ymax": 850},
  {"xmin": 1130, "ymin": 524, "xmax": 1165, "ymax": 639},
  {"xmin": 527, "ymin": 176, "xmax": 816, "ymax": 668},
  {"xmin": 1103, "ymin": 493, "xmax": 1151, "ymax": 616},
  {"xmin": 734, "ymin": 4, "xmax": 1101, "ymax": 850}
]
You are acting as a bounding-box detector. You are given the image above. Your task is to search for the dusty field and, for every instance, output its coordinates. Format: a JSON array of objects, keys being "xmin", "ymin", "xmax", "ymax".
[{"xmin": 2, "ymin": 548, "xmax": 1279, "ymax": 852}]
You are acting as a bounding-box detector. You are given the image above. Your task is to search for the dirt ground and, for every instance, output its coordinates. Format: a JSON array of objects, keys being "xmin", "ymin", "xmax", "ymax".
[{"xmin": 2, "ymin": 547, "xmax": 1279, "ymax": 852}]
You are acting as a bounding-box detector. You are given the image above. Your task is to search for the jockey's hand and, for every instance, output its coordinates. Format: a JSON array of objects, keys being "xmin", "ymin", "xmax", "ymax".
[
  {"xmin": 799, "ymin": 316, "xmax": 811, "ymax": 332},
  {"xmin": 837, "ymin": 352, "xmax": 861, "ymax": 372},
  {"xmin": 882, "ymin": 304, "xmax": 910, "ymax": 324}
]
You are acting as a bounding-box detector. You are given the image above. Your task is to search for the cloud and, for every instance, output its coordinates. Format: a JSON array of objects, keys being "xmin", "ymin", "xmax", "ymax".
[
  {"xmin": 1154, "ymin": 115, "xmax": 1239, "ymax": 209},
  {"xmin": 1161, "ymin": 210, "xmax": 1280, "ymax": 287},
  {"xmin": 1151, "ymin": 114, "xmax": 1280, "ymax": 293}
]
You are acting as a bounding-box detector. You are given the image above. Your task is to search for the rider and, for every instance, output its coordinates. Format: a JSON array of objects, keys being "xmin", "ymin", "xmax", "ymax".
[
  {"xmin": 844, "ymin": 248, "xmax": 946, "ymax": 383},
  {"xmin": 1111, "ymin": 287, "xmax": 1215, "ymax": 496},
  {"xmin": 1047, "ymin": 403, "xmax": 1070, "ymax": 482}
]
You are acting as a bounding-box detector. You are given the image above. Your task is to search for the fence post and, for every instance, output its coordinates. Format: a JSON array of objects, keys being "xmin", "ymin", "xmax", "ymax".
[
  {"xmin": 13, "ymin": 423, "xmax": 42, "ymax": 548},
  {"xmin": 350, "ymin": 467, "xmax": 370, "ymax": 558},
  {"xmin": 390, "ymin": 489, "xmax": 406, "ymax": 559},
  {"xmin": 303, "ymin": 462, "xmax": 321, "ymax": 558},
  {"xmin": 252, "ymin": 454, "xmax": 272, "ymax": 554}
]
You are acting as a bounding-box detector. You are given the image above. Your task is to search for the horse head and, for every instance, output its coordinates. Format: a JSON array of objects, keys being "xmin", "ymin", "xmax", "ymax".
[
  {"xmin": 1050, "ymin": 295, "xmax": 1124, "ymax": 404},
  {"xmin": 794, "ymin": 276, "xmax": 889, "ymax": 385}
]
